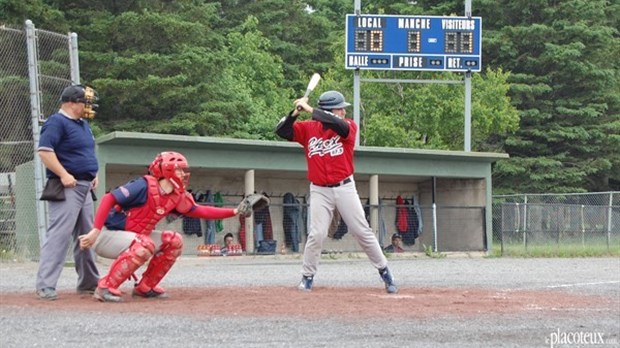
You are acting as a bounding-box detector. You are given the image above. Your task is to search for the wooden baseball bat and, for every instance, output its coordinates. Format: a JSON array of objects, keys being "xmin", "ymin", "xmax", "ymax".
[{"xmin": 297, "ymin": 73, "xmax": 321, "ymax": 110}]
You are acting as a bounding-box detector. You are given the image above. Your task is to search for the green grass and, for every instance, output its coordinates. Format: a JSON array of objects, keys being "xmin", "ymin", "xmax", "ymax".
[
  {"xmin": 491, "ymin": 239, "xmax": 620, "ymax": 258},
  {"xmin": 423, "ymin": 243, "xmax": 447, "ymax": 258},
  {"xmin": 0, "ymin": 247, "xmax": 18, "ymax": 262},
  {"xmin": 0, "ymin": 250, "xmax": 14, "ymax": 259}
]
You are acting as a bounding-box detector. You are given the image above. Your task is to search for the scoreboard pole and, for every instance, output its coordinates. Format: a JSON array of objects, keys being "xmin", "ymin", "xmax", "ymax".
[
  {"xmin": 464, "ymin": 0, "xmax": 472, "ymax": 152},
  {"xmin": 353, "ymin": 0, "xmax": 361, "ymax": 147}
]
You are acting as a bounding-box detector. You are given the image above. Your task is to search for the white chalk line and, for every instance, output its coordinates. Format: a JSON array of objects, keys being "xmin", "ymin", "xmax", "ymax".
[
  {"xmin": 544, "ymin": 280, "xmax": 620, "ymax": 289},
  {"xmin": 501, "ymin": 280, "xmax": 620, "ymax": 292},
  {"xmin": 370, "ymin": 294, "xmax": 416, "ymax": 299}
]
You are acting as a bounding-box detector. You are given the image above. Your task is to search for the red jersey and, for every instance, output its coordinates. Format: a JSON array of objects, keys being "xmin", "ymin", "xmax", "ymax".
[{"xmin": 292, "ymin": 118, "xmax": 357, "ymax": 186}]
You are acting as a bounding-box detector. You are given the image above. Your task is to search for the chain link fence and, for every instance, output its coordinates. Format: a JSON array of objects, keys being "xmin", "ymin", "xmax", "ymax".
[
  {"xmin": 492, "ymin": 192, "xmax": 620, "ymax": 255},
  {"xmin": 173, "ymin": 200, "xmax": 484, "ymax": 256},
  {"xmin": 0, "ymin": 24, "xmax": 31, "ymax": 259},
  {"xmin": 0, "ymin": 21, "xmax": 77, "ymax": 261}
]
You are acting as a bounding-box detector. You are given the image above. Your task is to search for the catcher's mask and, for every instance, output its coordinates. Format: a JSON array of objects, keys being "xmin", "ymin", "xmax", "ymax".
[
  {"xmin": 60, "ymin": 84, "xmax": 99, "ymax": 119},
  {"xmin": 148, "ymin": 151, "xmax": 190, "ymax": 192}
]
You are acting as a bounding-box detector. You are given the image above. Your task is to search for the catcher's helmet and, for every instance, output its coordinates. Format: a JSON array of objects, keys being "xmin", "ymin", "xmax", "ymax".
[
  {"xmin": 318, "ymin": 91, "xmax": 351, "ymax": 110},
  {"xmin": 59, "ymin": 84, "xmax": 99, "ymax": 119},
  {"xmin": 148, "ymin": 151, "xmax": 190, "ymax": 192}
]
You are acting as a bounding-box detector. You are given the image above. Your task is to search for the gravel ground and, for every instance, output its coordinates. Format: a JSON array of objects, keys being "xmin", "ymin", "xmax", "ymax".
[{"xmin": 1, "ymin": 255, "xmax": 619, "ymax": 348}]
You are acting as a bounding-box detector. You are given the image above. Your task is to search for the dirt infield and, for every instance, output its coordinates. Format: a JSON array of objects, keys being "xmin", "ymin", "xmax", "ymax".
[
  {"xmin": 1, "ymin": 285, "xmax": 612, "ymax": 319},
  {"xmin": 1, "ymin": 257, "xmax": 619, "ymax": 347}
]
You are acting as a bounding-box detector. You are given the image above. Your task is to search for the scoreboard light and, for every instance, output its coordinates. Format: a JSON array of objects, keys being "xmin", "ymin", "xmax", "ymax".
[
  {"xmin": 354, "ymin": 30, "xmax": 384, "ymax": 52},
  {"xmin": 407, "ymin": 31, "xmax": 421, "ymax": 52},
  {"xmin": 345, "ymin": 14, "xmax": 482, "ymax": 72},
  {"xmin": 370, "ymin": 58, "xmax": 389, "ymax": 65},
  {"xmin": 461, "ymin": 32, "xmax": 473, "ymax": 53},
  {"xmin": 348, "ymin": 54, "xmax": 391, "ymax": 68},
  {"xmin": 355, "ymin": 31, "xmax": 367, "ymax": 51},
  {"xmin": 430, "ymin": 59, "xmax": 442, "ymax": 66},
  {"xmin": 370, "ymin": 30, "xmax": 383, "ymax": 52}
]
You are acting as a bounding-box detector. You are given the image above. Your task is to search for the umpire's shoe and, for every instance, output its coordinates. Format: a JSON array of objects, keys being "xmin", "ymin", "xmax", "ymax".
[
  {"xmin": 36, "ymin": 287, "xmax": 58, "ymax": 301},
  {"xmin": 94, "ymin": 287, "xmax": 123, "ymax": 302},
  {"xmin": 77, "ymin": 286, "xmax": 97, "ymax": 295},
  {"xmin": 379, "ymin": 267, "xmax": 398, "ymax": 294},
  {"xmin": 297, "ymin": 275, "xmax": 314, "ymax": 292}
]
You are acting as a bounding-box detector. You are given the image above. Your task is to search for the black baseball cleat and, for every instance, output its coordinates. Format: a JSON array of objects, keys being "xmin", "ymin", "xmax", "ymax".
[
  {"xmin": 379, "ymin": 267, "xmax": 398, "ymax": 294},
  {"xmin": 94, "ymin": 287, "xmax": 123, "ymax": 302},
  {"xmin": 132, "ymin": 286, "xmax": 169, "ymax": 299},
  {"xmin": 297, "ymin": 275, "xmax": 314, "ymax": 292}
]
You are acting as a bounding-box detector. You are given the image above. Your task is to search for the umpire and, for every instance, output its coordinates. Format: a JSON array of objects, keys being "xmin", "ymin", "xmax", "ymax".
[{"xmin": 35, "ymin": 84, "xmax": 100, "ymax": 300}]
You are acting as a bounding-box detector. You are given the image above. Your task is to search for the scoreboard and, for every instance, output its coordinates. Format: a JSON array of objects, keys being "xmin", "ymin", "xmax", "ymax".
[{"xmin": 345, "ymin": 14, "xmax": 482, "ymax": 72}]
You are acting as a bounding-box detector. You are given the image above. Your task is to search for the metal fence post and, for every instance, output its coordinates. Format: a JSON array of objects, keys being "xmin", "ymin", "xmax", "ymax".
[
  {"xmin": 608, "ymin": 192, "xmax": 613, "ymax": 251},
  {"xmin": 69, "ymin": 32, "xmax": 80, "ymax": 84},
  {"xmin": 523, "ymin": 195, "xmax": 529, "ymax": 251},
  {"xmin": 581, "ymin": 204, "xmax": 585, "ymax": 247},
  {"xmin": 25, "ymin": 20, "xmax": 48, "ymax": 247},
  {"xmin": 523, "ymin": 195, "xmax": 528, "ymax": 250},
  {"xmin": 556, "ymin": 204, "xmax": 561, "ymax": 246},
  {"xmin": 500, "ymin": 204, "xmax": 504, "ymax": 255},
  {"xmin": 432, "ymin": 176, "xmax": 438, "ymax": 252},
  {"xmin": 432, "ymin": 203, "xmax": 438, "ymax": 252}
]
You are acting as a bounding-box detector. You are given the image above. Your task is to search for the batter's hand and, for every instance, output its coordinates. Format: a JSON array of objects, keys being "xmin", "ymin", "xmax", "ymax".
[
  {"xmin": 294, "ymin": 97, "xmax": 312, "ymax": 114},
  {"xmin": 78, "ymin": 228, "xmax": 101, "ymax": 250}
]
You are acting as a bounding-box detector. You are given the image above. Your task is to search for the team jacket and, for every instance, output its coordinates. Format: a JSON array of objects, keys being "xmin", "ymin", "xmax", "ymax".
[{"xmin": 275, "ymin": 109, "xmax": 356, "ymax": 186}]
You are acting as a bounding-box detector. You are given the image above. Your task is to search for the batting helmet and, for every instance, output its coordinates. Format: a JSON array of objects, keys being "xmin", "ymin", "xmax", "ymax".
[
  {"xmin": 318, "ymin": 91, "xmax": 351, "ymax": 110},
  {"xmin": 59, "ymin": 84, "xmax": 99, "ymax": 119},
  {"xmin": 148, "ymin": 151, "xmax": 190, "ymax": 192}
]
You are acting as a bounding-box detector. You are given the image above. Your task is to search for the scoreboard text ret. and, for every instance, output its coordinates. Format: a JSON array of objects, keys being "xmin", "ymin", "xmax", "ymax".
[{"xmin": 345, "ymin": 14, "xmax": 482, "ymax": 72}]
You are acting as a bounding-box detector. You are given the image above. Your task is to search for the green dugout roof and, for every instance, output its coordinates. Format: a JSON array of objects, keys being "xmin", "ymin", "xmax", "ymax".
[{"xmin": 96, "ymin": 131, "xmax": 508, "ymax": 182}]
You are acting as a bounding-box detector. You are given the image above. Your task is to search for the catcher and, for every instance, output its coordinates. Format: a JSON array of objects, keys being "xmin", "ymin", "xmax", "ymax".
[{"xmin": 78, "ymin": 151, "xmax": 267, "ymax": 302}]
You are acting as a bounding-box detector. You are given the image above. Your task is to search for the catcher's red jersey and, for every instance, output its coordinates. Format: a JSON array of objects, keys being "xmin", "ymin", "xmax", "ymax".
[{"xmin": 292, "ymin": 118, "xmax": 357, "ymax": 186}]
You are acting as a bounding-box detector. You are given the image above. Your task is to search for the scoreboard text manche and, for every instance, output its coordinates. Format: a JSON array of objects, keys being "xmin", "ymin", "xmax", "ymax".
[{"xmin": 345, "ymin": 14, "xmax": 482, "ymax": 72}]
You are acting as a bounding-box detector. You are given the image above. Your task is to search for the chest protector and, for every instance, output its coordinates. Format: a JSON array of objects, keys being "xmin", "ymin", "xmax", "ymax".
[{"xmin": 124, "ymin": 175, "xmax": 195, "ymax": 235}]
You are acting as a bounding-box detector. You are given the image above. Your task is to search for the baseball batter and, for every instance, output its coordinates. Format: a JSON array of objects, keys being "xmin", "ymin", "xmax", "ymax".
[
  {"xmin": 275, "ymin": 90, "xmax": 398, "ymax": 294},
  {"xmin": 78, "ymin": 151, "xmax": 244, "ymax": 302}
]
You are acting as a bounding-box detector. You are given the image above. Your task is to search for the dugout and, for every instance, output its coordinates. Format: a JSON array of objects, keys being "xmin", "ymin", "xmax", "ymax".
[{"xmin": 93, "ymin": 131, "xmax": 508, "ymax": 255}]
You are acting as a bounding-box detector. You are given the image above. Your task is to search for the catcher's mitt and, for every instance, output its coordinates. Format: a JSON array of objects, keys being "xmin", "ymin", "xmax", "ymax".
[{"xmin": 237, "ymin": 193, "xmax": 270, "ymax": 218}]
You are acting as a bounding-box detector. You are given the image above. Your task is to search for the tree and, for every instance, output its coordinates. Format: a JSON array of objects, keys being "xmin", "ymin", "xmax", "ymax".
[
  {"xmin": 359, "ymin": 69, "xmax": 519, "ymax": 150},
  {"xmin": 480, "ymin": 0, "xmax": 620, "ymax": 192},
  {"xmin": 218, "ymin": 0, "xmax": 338, "ymax": 91},
  {"xmin": 220, "ymin": 16, "xmax": 294, "ymax": 140},
  {"xmin": 0, "ymin": 0, "xmax": 66, "ymax": 32}
]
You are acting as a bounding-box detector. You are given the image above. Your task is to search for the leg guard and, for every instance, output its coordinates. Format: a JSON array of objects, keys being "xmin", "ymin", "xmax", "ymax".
[
  {"xmin": 98, "ymin": 234, "xmax": 155, "ymax": 291},
  {"xmin": 135, "ymin": 231, "xmax": 183, "ymax": 294}
]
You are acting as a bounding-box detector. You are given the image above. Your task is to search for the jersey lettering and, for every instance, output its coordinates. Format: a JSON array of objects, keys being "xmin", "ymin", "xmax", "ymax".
[{"xmin": 308, "ymin": 136, "xmax": 344, "ymax": 157}]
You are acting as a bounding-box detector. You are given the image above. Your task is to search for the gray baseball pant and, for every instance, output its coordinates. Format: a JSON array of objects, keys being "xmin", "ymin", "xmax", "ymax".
[
  {"xmin": 36, "ymin": 180, "xmax": 99, "ymax": 291},
  {"xmin": 301, "ymin": 178, "xmax": 388, "ymax": 277}
]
